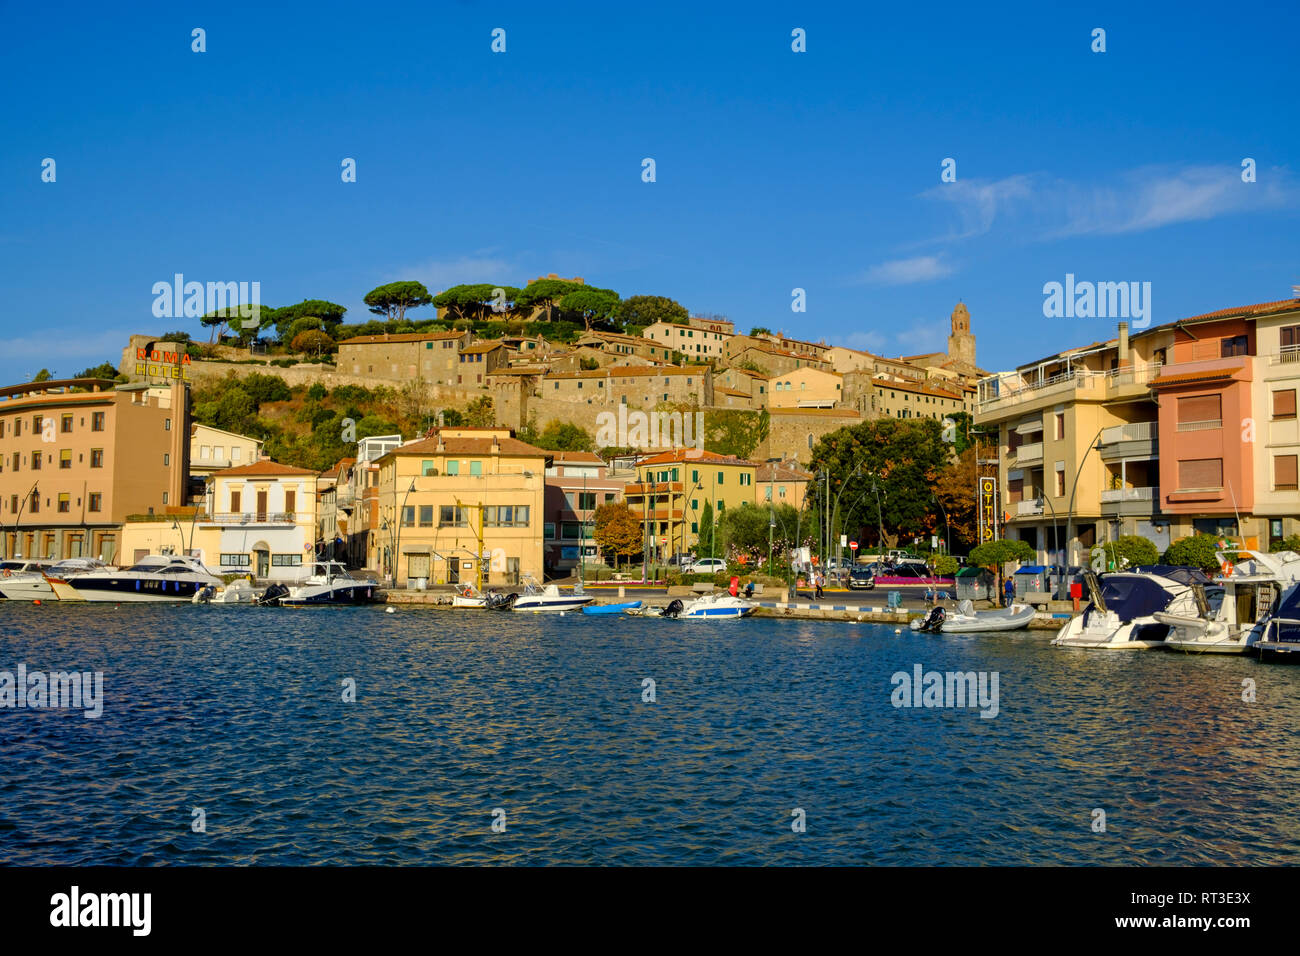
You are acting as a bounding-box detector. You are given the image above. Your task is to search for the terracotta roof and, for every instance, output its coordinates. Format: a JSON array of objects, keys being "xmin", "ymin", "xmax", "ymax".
[
  {"xmin": 872, "ymin": 376, "xmax": 963, "ymax": 400},
  {"xmin": 714, "ymin": 387, "xmax": 752, "ymax": 397},
  {"xmin": 1170, "ymin": 297, "xmax": 1300, "ymax": 326},
  {"xmin": 755, "ymin": 461, "xmax": 813, "ymax": 482},
  {"xmin": 550, "ymin": 451, "xmax": 604, "ymax": 464},
  {"xmin": 384, "ymin": 436, "xmax": 549, "ymax": 458},
  {"xmin": 545, "ymin": 365, "xmax": 697, "ymax": 380},
  {"xmin": 767, "ymin": 407, "xmax": 861, "ymax": 418},
  {"xmin": 318, "ymin": 457, "xmax": 357, "ymax": 479},
  {"xmin": 460, "ymin": 341, "xmax": 505, "ymax": 354},
  {"xmin": 638, "ymin": 449, "xmax": 756, "ymax": 467},
  {"xmin": 338, "ymin": 331, "xmax": 464, "ymax": 345},
  {"xmin": 1150, "ymin": 366, "xmax": 1244, "ymax": 387},
  {"xmin": 216, "ymin": 459, "xmax": 319, "ymax": 477}
]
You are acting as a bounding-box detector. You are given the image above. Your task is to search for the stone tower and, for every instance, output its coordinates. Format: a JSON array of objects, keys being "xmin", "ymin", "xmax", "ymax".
[{"xmin": 947, "ymin": 301, "xmax": 976, "ymax": 367}]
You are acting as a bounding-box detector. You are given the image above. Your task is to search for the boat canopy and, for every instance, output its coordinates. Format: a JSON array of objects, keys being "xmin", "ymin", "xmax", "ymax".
[
  {"xmin": 1273, "ymin": 582, "xmax": 1300, "ymax": 619},
  {"xmin": 1128, "ymin": 565, "xmax": 1212, "ymax": 587},
  {"xmin": 1088, "ymin": 574, "xmax": 1182, "ymax": 623}
]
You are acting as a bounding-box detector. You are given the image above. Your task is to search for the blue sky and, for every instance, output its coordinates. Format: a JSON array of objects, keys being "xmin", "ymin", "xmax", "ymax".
[{"xmin": 2, "ymin": 0, "xmax": 1297, "ymax": 384}]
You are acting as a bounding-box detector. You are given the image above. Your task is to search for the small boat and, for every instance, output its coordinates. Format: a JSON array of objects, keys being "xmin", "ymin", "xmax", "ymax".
[
  {"xmin": 260, "ymin": 562, "xmax": 380, "ymax": 607},
  {"xmin": 509, "ymin": 577, "xmax": 595, "ymax": 613},
  {"xmin": 583, "ymin": 600, "xmax": 643, "ymax": 615},
  {"xmin": 451, "ymin": 583, "xmax": 488, "ymax": 608},
  {"xmin": 666, "ymin": 592, "xmax": 757, "ymax": 619},
  {"xmin": 1052, "ymin": 566, "xmax": 1210, "ymax": 650},
  {"xmin": 193, "ymin": 579, "xmax": 258, "ymax": 605},
  {"xmin": 911, "ymin": 600, "xmax": 1034, "ymax": 633},
  {"xmin": 0, "ymin": 559, "xmax": 54, "ymax": 598},
  {"xmin": 68, "ymin": 554, "xmax": 225, "ymax": 603},
  {"xmin": 1158, "ymin": 550, "xmax": 1300, "ymax": 654}
]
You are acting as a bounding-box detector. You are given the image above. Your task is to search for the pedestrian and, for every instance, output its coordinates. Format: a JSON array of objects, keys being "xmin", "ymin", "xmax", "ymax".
[
  {"xmin": 815, "ymin": 571, "xmax": 825, "ymax": 599},
  {"xmin": 1004, "ymin": 576, "xmax": 1015, "ymax": 607}
]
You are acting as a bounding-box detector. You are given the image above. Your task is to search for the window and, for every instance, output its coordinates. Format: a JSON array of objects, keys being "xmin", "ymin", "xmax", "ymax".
[
  {"xmin": 1177, "ymin": 394, "xmax": 1222, "ymax": 428},
  {"xmin": 485, "ymin": 505, "xmax": 530, "ymax": 527},
  {"xmin": 717, "ymin": 472, "xmax": 724, "ymax": 484},
  {"xmin": 32, "ymin": 415, "xmax": 42, "ymax": 433},
  {"xmin": 10, "ymin": 452, "xmax": 17, "ymax": 471},
  {"xmin": 1221, "ymin": 335, "xmax": 1250, "ymax": 357},
  {"xmin": 418, "ymin": 505, "xmax": 434, "ymax": 527},
  {"xmin": 285, "ymin": 489, "xmax": 296, "ymax": 514},
  {"xmin": 57, "ymin": 494, "xmax": 70, "ymax": 513},
  {"xmin": 59, "ymin": 449, "xmax": 71, "ymax": 469},
  {"xmin": 232, "ymin": 447, "xmax": 242, "ymax": 461},
  {"xmin": 61, "ymin": 414, "xmax": 73, "ymax": 433},
  {"xmin": 469, "ymin": 461, "xmax": 482, "ymax": 476},
  {"xmin": 220, "ymin": 554, "xmax": 252, "ymax": 567},
  {"xmin": 1178, "ymin": 458, "xmax": 1223, "ymax": 489},
  {"xmin": 691, "ymin": 521, "xmax": 699, "ymax": 533},
  {"xmin": 163, "ymin": 453, "xmax": 170, "ymax": 466},
  {"xmin": 1054, "ymin": 413, "xmax": 1065, "ymax": 440},
  {"xmin": 271, "ymin": 554, "xmax": 303, "ymax": 567},
  {"xmin": 691, "ymin": 469, "xmax": 699, "ymax": 483},
  {"xmin": 200, "ymin": 445, "xmax": 211, "ymax": 460},
  {"xmin": 577, "ymin": 492, "xmax": 596, "ymax": 510},
  {"xmin": 422, "ymin": 460, "xmax": 436, "ymax": 476},
  {"xmin": 446, "ymin": 460, "xmax": 460, "ymax": 476},
  {"xmin": 29, "ymin": 492, "xmax": 39, "ymax": 514},
  {"xmin": 31, "ymin": 450, "xmax": 41, "ymax": 470},
  {"xmin": 88, "ymin": 493, "xmax": 102, "ymax": 512},
  {"xmin": 230, "ymin": 491, "xmax": 241, "ymax": 512},
  {"xmin": 1273, "ymin": 388, "xmax": 1297, "ymax": 420},
  {"xmin": 1275, "ymin": 455, "xmax": 1298, "ymax": 491},
  {"xmin": 9, "ymin": 495, "xmax": 16, "ymax": 513},
  {"xmin": 544, "ymin": 522, "xmax": 556, "ymax": 540},
  {"xmin": 561, "ymin": 521, "xmax": 582, "ymax": 539},
  {"xmin": 1054, "ymin": 463, "xmax": 1065, "ymax": 497},
  {"xmin": 91, "ymin": 449, "xmax": 103, "ymax": 468},
  {"xmin": 439, "ymin": 505, "xmax": 468, "ymax": 527},
  {"xmin": 92, "ymin": 412, "xmax": 105, "ymax": 431},
  {"xmin": 604, "ymin": 493, "xmax": 615, "ymax": 503},
  {"xmin": 740, "ymin": 474, "xmax": 752, "ymax": 486},
  {"xmin": 164, "ymin": 418, "xmax": 171, "ymax": 431},
  {"xmin": 402, "ymin": 506, "xmax": 416, "ymax": 527}
]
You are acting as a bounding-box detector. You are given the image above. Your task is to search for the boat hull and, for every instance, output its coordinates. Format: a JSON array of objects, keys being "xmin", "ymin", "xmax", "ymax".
[
  {"xmin": 583, "ymin": 601, "xmax": 642, "ymax": 614},
  {"xmin": 512, "ymin": 597, "xmax": 595, "ymax": 612},
  {"xmin": 276, "ymin": 584, "xmax": 380, "ymax": 607}
]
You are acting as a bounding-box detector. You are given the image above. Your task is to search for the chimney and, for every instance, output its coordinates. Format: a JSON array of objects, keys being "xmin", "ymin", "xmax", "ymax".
[{"xmin": 1117, "ymin": 321, "xmax": 1130, "ymax": 367}]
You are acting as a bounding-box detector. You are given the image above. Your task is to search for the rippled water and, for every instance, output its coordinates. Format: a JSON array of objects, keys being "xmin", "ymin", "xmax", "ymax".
[{"xmin": 2, "ymin": 603, "xmax": 1298, "ymax": 865}]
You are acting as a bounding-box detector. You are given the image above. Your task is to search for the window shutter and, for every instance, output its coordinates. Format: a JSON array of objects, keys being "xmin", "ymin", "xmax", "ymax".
[
  {"xmin": 1273, "ymin": 388, "xmax": 1297, "ymax": 418},
  {"xmin": 1178, "ymin": 458, "xmax": 1223, "ymax": 489},
  {"xmin": 1177, "ymin": 394, "xmax": 1221, "ymax": 423},
  {"xmin": 1275, "ymin": 455, "xmax": 1298, "ymax": 490}
]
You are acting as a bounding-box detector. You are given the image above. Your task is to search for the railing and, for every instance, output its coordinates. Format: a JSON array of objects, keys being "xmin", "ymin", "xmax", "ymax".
[
  {"xmin": 1270, "ymin": 345, "xmax": 1300, "ymax": 365},
  {"xmin": 1016, "ymin": 500, "xmax": 1044, "ymax": 516},
  {"xmin": 1100, "ymin": 486, "xmax": 1156, "ymax": 503},
  {"xmin": 1100, "ymin": 421, "xmax": 1157, "ymax": 443},
  {"xmin": 204, "ymin": 512, "xmax": 306, "ymax": 524},
  {"xmin": 1175, "ymin": 419, "xmax": 1222, "ymax": 432},
  {"xmin": 977, "ymin": 368, "xmax": 1106, "ymax": 413},
  {"xmin": 1015, "ymin": 442, "xmax": 1043, "ymax": 463}
]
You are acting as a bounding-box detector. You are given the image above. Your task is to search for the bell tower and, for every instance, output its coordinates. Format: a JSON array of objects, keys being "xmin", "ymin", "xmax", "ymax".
[{"xmin": 947, "ymin": 301, "xmax": 976, "ymax": 367}]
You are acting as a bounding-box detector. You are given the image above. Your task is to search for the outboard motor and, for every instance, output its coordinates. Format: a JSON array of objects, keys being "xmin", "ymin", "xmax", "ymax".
[
  {"xmin": 193, "ymin": 585, "xmax": 216, "ymax": 605},
  {"xmin": 919, "ymin": 605, "xmax": 946, "ymax": 633},
  {"xmin": 487, "ymin": 591, "xmax": 518, "ymax": 611},
  {"xmin": 258, "ymin": 583, "xmax": 289, "ymax": 607},
  {"xmin": 661, "ymin": 599, "xmax": 684, "ymax": 619}
]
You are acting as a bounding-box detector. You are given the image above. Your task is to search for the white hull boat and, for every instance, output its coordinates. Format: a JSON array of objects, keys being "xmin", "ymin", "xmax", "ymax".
[
  {"xmin": 509, "ymin": 580, "xmax": 594, "ymax": 612},
  {"xmin": 1052, "ymin": 566, "xmax": 1210, "ymax": 650},
  {"xmin": 1158, "ymin": 550, "xmax": 1300, "ymax": 654},
  {"xmin": 911, "ymin": 600, "xmax": 1034, "ymax": 633},
  {"xmin": 664, "ymin": 592, "xmax": 758, "ymax": 619},
  {"xmin": 194, "ymin": 579, "xmax": 258, "ymax": 604},
  {"xmin": 69, "ymin": 554, "xmax": 225, "ymax": 603},
  {"xmin": 0, "ymin": 558, "xmax": 113, "ymax": 601},
  {"xmin": 258, "ymin": 562, "xmax": 380, "ymax": 606}
]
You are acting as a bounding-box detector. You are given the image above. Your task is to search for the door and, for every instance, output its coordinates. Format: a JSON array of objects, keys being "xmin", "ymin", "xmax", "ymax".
[
  {"xmin": 447, "ymin": 559, "xmax": 460, "ymax": 584},
  {"xmin": 256, "ymin": 491, "xmax": 268, "ymax": 522},
  {"xmin": 507, "ymin": 557, "xmax": 520, "ymax": 585},
  {"xmin": 256, "ymin": 549, "xmax": 269, "ymax": 578},
  {"xmin": 408, "ymin": 553, "xmax": 429, "ymax": 580}
]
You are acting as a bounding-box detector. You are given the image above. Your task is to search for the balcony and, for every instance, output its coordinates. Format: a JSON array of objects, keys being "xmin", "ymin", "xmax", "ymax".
[
  {"xmin": 203, "ymin": 511, "xmax": 306, "ymax": 526},
  {"xmin": 1014, "ymin": 442, "xmax": 1043, "ymax": 466},
  {"xmin": 1016, "ymin": 499, "xmax": 1044, "ymax": 517},
  {"xmin": 1100, "ymin": 486, "xmax": 1158, "ymax": 517},
  {"xmin": 1099, "ymin": 420, "xmax": 1158, "ymax": 461},
  {"xmin": 976, "ymin": 368, "xmax": 1107, "ymax": 418},
  {"xmin": 624, "ymin": 482, "xmax": 684, "ymax": 496},
  {"xmin": 1269, "ymin": 344, "xmax": 1300, "ymax": 365},
  {"xmin": 1104, "ymin": 364, "xmax": 1162, "ymax": 400}
]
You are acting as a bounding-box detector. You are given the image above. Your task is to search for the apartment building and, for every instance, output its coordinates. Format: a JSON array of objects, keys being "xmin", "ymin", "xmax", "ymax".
[
  {"xmin": 573, "ymin": 330, "xmax": 670, "ymax": 362},
  {"xmin": 643, "ymin": 321, "xmax": 727, "ymax": 359},
  {"xmin": 189, "ymin": 423, "xmax": 263, "ymax": 500},
  {"xmin": 767, "ymin": 368, "xmax": 844, "ymax": 409},
  {"xmin": 866, "ymin": 376, "xmax": 969, "ymax": 420},
  {"xmin": 371, "ymin": 429, "xmax": 548, "ymax": 587},
  {"xmin": 625, "ymin": 449, "xmax": 757, "ymax": 560},
  {"xmin": 542, "ymin": 450, "xmax": 624, "ymax": 573},
  {"xmin": 337, "ymin": 330, "xmax": 472, "ymax": 384},
  {"xmin": 456, "ymin": 341, "xmax": 509, "ymax": 384},
  {"xmin": 686, "ymin": 315, "xmax": 735, "ymax": 336},
  {"xmin": 715, "ymin": 366, "xmax": 768, "ymax": 403},
  {"xmin": 0, "ymin": 378, "xmax": 188, "ymax": 562},
  {"xmin": 755, "ymin": 459, "xmax": 813, "ymax": 510}
]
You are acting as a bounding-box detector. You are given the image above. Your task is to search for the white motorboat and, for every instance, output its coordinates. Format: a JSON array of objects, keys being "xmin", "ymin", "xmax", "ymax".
[
  {"xmin": 664, "ymin": 591, "xmax": 758, "ymax": 619},
  {"xmin": 0, "ymin": 558, "xmax": 112, "ymax": 601},
  {"xmin": 1051, "ymin": 566, "xmax": 1211, "ymax": 650},
  {"xmin": 451, "ymin": 583, "xmax": 488, "ymax": 608},
  {"xmin": 0, "ymin": 560, "xmax": 53, "ymax": 598},
  {"xmin": 508, "ymin": 577, "xmax": 595, "ymax": 613},
  {"xmin": 68, "ymin": 554, "xmax": 225, "ymax": 602},
  {"xmin": 1158, "ymin": 550, "xmax": 1300, "ymax": 654},
  {"xmin": 193, "ymin": 578, "xmax": 258, "ymax": 604},
  {"xmin": 259, "ymin": 562, "xmax": 380, "ymax": 607},
  {"xmin": 911, "ymin": 600, "xmax": 1035, "ymax": 633},
  {"xmin": 1256, "ymin": 578, "xmax": 1300, "ymax": 659}
]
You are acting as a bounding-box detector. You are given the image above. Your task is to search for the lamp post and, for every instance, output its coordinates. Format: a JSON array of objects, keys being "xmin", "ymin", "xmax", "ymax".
[
  {"xmin": 12, "ymin": 482, "xmax": 39, "ymax": 558},
  {"xmin": 1064, "ymin": 427, "xmax": 1106, "ymax": 571},
  {"xmin": 681, "ymin": 477, "xmax": 704, "ymax": 568},
  {"xmin": 1036, "ymin": 494, "xmax": 1062, "ymax": 598},
  {"xmin": 828, "ymin": 461, "xmax": 866, "ymax": 579},
  {"xmin": 388, "ymin": 477, "xmax": 417, "ymax": 587},
  {"xmin": 933, "ymin": 491, "xmax": 952, "ymax": 558}
]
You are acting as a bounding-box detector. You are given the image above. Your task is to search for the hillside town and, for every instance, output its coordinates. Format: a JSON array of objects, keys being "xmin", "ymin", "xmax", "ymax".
[{"xmin": 1, "ymin": 276, "xmax": 1297, "ymax": 592}]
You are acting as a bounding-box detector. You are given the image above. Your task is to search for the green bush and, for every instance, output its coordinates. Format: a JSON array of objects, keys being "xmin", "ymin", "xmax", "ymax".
[
  {"xmin": 1270, "ymin": 534, "xmax": 1300, "ymax": 554},
  {"xmin": 1163, "ymin": 533, "xmax": 1224, "ymax": 572}
]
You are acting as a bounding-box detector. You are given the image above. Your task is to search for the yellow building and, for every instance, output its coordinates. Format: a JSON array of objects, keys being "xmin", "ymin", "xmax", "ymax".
[
  {"xmin": 625, "ymin": 449, "xmax": 757, "ymax": 558},
  {"xmin": 767, "ymin": 368, "xmax": 844, "ymax": 409},
  {"xmin": 371, "ymin": 428, "xmax": 548, "ymax": 587},
  {"xmin": 755, "ymin": 459, "xmax": 813, "ymax": 510}
]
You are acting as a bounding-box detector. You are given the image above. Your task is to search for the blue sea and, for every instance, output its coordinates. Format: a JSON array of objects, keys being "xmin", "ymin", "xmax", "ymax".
[{"xmin": 2, "ymin": 603, "xmax": 1297, "ymax": 865}]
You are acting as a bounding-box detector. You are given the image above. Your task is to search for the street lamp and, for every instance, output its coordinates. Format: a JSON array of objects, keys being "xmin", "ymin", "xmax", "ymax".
[
  {"xmin": 1036, "ymin": 493, "xmax": 1063, "ymax": 598},
  {"xmin": 1064, "ymin": 427, "xmax": 1106, "ymax": 571}
]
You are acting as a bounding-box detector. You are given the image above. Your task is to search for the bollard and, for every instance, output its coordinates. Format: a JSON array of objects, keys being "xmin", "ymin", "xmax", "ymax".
[{"xmin": 618, "ymin": 586, "xmax": 625, "ymax": 598}]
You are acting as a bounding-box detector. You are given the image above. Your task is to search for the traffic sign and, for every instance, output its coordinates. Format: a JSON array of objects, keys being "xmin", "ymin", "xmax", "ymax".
[{"xmin": 849, "ymin": 541, "xmax": 858, "ymax": 550}]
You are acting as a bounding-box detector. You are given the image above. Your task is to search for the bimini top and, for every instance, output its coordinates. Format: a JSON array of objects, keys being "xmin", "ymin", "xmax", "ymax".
[
  {"xmin": 1087, "ymin": 573, "xmax": 1185, "ymax": 624},
  {"xmin": 1127, "ymin": 565, "xmax": 1212, "ymax": 587}
]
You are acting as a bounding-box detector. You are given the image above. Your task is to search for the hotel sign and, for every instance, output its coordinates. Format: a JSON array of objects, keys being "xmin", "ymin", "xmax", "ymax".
[
  {"xmin": 134, "ymin": 347, "xmax": 192, "ymax": 381},
  {"xmin": 977, "ymin": 477, "xmax": 998, "ymax": 543}
]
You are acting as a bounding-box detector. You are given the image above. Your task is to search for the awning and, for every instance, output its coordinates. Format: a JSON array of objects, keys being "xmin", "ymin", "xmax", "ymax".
[{"xmin": 1150, "ymin": 366, "xmax": 1242, "ymax": 387}]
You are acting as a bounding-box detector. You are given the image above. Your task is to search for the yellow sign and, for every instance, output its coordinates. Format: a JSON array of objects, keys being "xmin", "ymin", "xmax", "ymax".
[{"xmin": 977, "ymin": 477, "xmax": 998, "ymax": 543}]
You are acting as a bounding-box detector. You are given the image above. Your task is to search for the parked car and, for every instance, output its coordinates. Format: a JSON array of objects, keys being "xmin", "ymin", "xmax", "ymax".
[
  {"xmin": 848, "ymin": 566, "xmax": 876, "ymax": 590},
  {"xmin": 685, "ymin": 557, "xmax": 726, "ymax": 575},
  {"xmin": 884, "ymin": 563, "xmax": 932, "ymax": 581},
  {"xmin": 667, "ymin": 552, "xmax": 696, "ymax": 568}
]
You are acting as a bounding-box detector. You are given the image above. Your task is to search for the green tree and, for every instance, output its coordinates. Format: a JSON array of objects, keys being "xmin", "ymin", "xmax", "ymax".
[
  {"xmin": 1102, "ymin": 535, "xmax": 1160, "ymax": 569},
  {"xmin": 705, "ymin": 409, "xmax": 769, "ymax": 459},
  {"xmin": 32, "ymin": 368, "xmax": 54, "ymax": 382},
  {"xmin": 465, "ymin": 395, "xmax": 495, "ymax": 428},
  {"xmin": 1163, "ymin": 533, "xmax": 1224, "ymax": 572},
  {"xmin": 364, "ymin": 281, "xmax": 433, "ymax": 323},
  {"xmin": 593, "ymin": 502, "xmax": 642, "ymax": 570},
  {"xmin": 749, "ymin": 326, "xmax": 772, "ymax": 336},
  {"xmin": 272, "ymin": 300, "xmax": 347, "ymax": 340},
  {"xmin": 934, "ymin": 554, "xmax": 959, "ymax": 576},
  {"xmin": 432, "ymin": 284, "xmax": 521, "ymax": 322},
  {"xmin": 438, "ymin": 408, "xmax": 466, "ymax": 427},
  {"xmin": 529, "ymin": 421, "xmax": 595, "ymax": 451},
  {"xmin": 1270, "ymin": 534, "xmax": 1300, "ymax": 554},
  {"xmin": 74, "ymin": 362, "xmax": 121, "ymax": 380},
  {"xmin": 616, "ymin": 295, "xmax": 688, "ymax": 330},
  {"xmin": 515, "ymin": 278, "xmax": 586, "ymax": 321},
  {"xmin": 932, "ymin": 445, "xmax": 978, "ymax": 548},
  {"xmin": 240, "ymin": 373, "xmax": 292, "ymax": 406},
  {"xmin": 697, "ymin": 500, "xmax": 716, "ymax": 558},
  {"xmin": 968, "ymin": 538, "xmax": 1037, "ymax": 605},
  {"xmin": 560, "ymin": 288, "xmax": 621, "ymax": 331},
  {"xmin": 290, "ymin": 329, "xmax": 336, "ymax": 358},
  {"xmin": 719, "ymin": 501, "xmax": 800, "ymax": 570}
]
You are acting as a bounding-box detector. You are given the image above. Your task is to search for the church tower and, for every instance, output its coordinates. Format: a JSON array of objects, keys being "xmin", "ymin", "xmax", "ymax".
[{"xmin": 947, "ymin": 301, "xmax": 976, "ymax": 367}]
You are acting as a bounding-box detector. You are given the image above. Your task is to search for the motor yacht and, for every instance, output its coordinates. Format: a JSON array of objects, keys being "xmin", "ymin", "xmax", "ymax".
[
  {"xmin": 508, "ymin": 577, "xmax": 595, "ymax": 612},
  {"xmin": 259, "ymin": 562, "xmax": 380, "ymax": 607},
  {"xmin": 1158, "ymin": 550, "xmax": 1300, "ymax": 654},
  {"xmin": 0, "ymin": 558, "xmax": 112, "ymax": 600},
  {"xmin": 1051, "ymin": 566, "xmax": 1211, "ymax": 650},
  {"xmin": 68, "ymin": 555, "xmax": 225, "ymax": 602},
  {"xmin": 1256, "ymin": 578, "xmax": 1300, "ymax": 660}
]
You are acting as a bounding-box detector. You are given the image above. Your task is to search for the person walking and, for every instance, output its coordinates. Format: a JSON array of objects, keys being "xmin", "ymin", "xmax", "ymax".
[
  {"xmin": 814, "ymin": 570, "xmax": 825, "ymax": 600},
  {"xmin": 1003, "ymin": 575, "xmax": 1016, "ymax": 608}
]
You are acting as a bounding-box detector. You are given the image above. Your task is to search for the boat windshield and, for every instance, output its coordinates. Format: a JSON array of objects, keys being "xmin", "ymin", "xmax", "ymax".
[
  {"xmin": 1129, "ymin": 565, "xmax": 1211, "ymax": 587},
  {"xmin": 1274, "ymin": 583, "xmax": 1300, "ymax": 620}
]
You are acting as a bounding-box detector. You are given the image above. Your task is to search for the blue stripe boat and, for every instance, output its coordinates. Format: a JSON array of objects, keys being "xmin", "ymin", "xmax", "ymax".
[{"xmin": 583, "ymin": 601, "xmax": 643, "ymax": 615}]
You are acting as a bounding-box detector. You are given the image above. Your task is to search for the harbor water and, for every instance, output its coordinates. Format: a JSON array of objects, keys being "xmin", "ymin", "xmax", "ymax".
[{"xmin": 2, "ymin": 603, "xmax": 1297, "ymax": 865}]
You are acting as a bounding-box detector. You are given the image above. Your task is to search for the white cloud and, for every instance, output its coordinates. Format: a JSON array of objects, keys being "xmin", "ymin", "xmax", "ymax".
[
  {"xmin": 391, "ymin": 253, "xmax": 514, "ymax": 291},
  {"xmin": 920, "ymin": 174, "xmax": 1036, "ymax": 240},
  {"xmin": 856, "ymin": 255, "xmax": 953, "ymax": 286}
]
